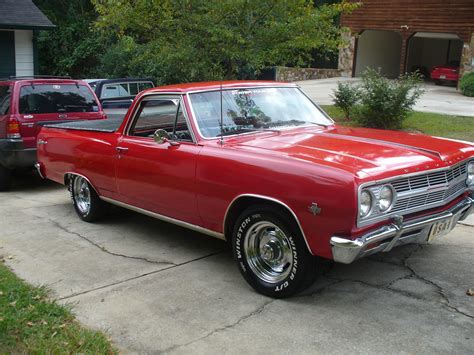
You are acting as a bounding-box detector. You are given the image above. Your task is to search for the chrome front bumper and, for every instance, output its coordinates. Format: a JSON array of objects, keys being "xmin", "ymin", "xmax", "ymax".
[{"xmin": 330, "ymin": 195, "xmax": 474, "ymax": 264}]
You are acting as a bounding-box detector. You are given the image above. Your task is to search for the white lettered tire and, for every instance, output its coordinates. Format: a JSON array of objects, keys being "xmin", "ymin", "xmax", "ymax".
[{"xmin": 232, "ymin": 205, "xmax": 318, "ymax": 298}]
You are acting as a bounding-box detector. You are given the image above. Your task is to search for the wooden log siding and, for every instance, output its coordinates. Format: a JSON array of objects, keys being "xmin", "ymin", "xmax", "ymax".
[{"xmin": 341, "ymin": 0, "xmax": 474, "ymax": 43}]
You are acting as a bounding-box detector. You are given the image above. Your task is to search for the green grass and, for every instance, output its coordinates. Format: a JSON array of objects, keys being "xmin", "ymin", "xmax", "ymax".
[
  {"xmin": 0, "ymin": 263, "xmax": 115, "ymax": 353},
  {"xmin": 321, "ymin": 105, "xmax": 474, "ymax": 143}
]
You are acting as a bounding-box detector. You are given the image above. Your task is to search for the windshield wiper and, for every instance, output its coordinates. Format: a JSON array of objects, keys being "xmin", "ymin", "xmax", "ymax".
[
  {"xmin": 220, "ymin": 128, "xmax": 259, "ymax": 137},
  {"xmin": 266, "ymin": 120, "xmax": 329, "ymax": 128}
]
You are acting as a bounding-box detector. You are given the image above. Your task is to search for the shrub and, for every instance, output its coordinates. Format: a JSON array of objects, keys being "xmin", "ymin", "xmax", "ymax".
[
  {"xmin": 332, "ymin": 69, "xmax": 424, "ymax": 130},
  {"xmin": 332, "ymin": 81, "xmax": 360, "ymax": 120},
  {"xmin": 459, "ymin": 72, "xmax": 474, "ymax": 97}
]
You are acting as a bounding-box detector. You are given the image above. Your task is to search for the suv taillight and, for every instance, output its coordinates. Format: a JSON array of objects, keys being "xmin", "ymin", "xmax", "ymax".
[{"xmin": 7, "ymin": 116, "xmax": 21, "ymax": 139}]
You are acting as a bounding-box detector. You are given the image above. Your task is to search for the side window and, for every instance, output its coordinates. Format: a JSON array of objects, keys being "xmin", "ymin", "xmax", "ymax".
[
  {"xmin": 129, "ymin": 83, "xmax": 139, "ymax": 96},
  {"xmin": 130, "ymin": 98, "xmax": 192, "ymax": 142},
  {"xmin": 101, "ymin": 84, "xmax": 129, "ymax": 99},
  {"xmin": 120, "ymin": 83, "xmax": 130, "ymax": 95},
  {"xmin": 138, "ymin": 82, "xmax": 153, "ymax": 92},
  {"xmin": 0, "ymin": 86, "xmax": 11, "ymax": 115}
]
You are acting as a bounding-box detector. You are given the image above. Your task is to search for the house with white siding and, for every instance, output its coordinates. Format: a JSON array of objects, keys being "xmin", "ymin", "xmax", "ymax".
[{"xmin": 0, "ymin": 0, "xmax": 54, "ymax": 78}]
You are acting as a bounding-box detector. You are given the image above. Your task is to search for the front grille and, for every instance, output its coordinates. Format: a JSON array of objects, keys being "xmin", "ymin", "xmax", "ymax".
[
  {"xmin": 358, "ymin": 161, "xmax": 470, "ymax": 227},
  {"xmin": 391, "ymin": 163, "xmax": 466, "ymax": 193},
  {"xmin": 390, "ymin": 163, "xmax": 467, "ymax": 214},
  {"xmin": 391, "ymin": 180, "xmax": 466, "ymax": 214}
]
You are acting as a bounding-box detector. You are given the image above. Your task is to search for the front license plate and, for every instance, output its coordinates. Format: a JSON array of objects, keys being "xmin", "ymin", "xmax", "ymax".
[
  {"xmin": 428, "ymin": 217, "xmax": 453, "ymax": 241},
  {"xmin": 440, "ymin": 75, "xmax": 446, "ymax": 79}
]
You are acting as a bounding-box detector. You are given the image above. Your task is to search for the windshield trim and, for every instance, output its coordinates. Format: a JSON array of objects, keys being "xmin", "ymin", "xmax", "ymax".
[{"xmin": 186, "ymin": 86, "xmax": 335, "ymax": 141}]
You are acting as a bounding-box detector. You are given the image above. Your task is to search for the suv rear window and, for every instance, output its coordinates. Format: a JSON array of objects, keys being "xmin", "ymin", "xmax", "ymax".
[{"xmin": 19, "ymin": 84, "xmax": 99, "ymax": 114}]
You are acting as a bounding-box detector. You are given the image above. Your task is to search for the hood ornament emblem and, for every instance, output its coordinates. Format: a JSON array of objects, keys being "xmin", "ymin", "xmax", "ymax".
[{"xmin": 309, "ymin": 202, "xmax": 321, "ymax": 215}]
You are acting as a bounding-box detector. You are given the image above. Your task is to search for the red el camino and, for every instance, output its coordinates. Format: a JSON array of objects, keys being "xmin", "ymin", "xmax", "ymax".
[{"xmin": 36, "ymin": 81, "xmax": 474, "ymax": 297}]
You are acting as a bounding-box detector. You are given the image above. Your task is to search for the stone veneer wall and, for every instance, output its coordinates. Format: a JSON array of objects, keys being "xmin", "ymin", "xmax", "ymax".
[
  {"xmin": 338, "ymin": 30, "xmax": 356, "ymax": 77},
  {"xmin": 275, "ymin": 66, "xmax": 342, "ymax": 82},
  {"xmin": 460, "ymin": 34, "xmax": 474, "ymax": 78}
]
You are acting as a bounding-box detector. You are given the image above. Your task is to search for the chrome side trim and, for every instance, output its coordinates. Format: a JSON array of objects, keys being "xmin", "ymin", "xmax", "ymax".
[
  {"xmin": 63, "ymin": 172, "xmax": 100, "ymax": 195},
  {"xmin": 223, "ymin": 193, "xmax": 313, "ymax": 255},
  {"xmin": 100, "ymin": 196, "xmax": 225, "ymax": 240},
  {"xmin": 331, "ymin": 195, "xmax": 474, "ymax": 264},
  {"xmin": 35, "ymin": 163, "xmax": 45, "ymax": 179}
]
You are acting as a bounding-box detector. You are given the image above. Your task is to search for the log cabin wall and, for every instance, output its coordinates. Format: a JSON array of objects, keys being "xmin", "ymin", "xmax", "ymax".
[{"xmin": 338, "ymin": 0, "xmax": 474, "ymax": 80}]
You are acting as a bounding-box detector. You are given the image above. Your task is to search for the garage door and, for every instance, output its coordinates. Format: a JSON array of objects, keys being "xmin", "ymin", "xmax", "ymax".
[{"xmin": 0, "ymin": 31, "xmax": 16, "ymax": 78}]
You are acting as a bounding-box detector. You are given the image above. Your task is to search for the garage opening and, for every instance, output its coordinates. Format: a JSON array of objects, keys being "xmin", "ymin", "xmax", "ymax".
[
  {"xmin": 354, "ymin": 30, "xmax": 402, "ymax": 78},
  {"xmin": 406, "ymin": 32, "xmax": 463, "ymax": 82}
]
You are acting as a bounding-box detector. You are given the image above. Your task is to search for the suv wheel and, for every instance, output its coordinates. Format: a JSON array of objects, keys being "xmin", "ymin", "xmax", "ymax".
[
  {"xmin": 232, "ymin": 205, "xmax": 318, "ymax": 298},
  {"xmin": 69, "ymin": 175, "xmax": 108, "ymax": 222},
  {"xmin": 0, "ymin": 165, "xmax": 12, "ymax": 191}
]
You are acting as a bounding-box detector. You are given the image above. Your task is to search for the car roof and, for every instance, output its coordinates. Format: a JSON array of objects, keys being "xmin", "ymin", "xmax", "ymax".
[
  {"xmin": 86, "ymin": 78, "xmax": 155, "ymax": 85},
  {"xmin": 145, "ymin": 80, "xmax": 297, "ymax": 94},
  {"xmin": 0, "ymin": 78, "xmax": 90, "ymax": 85}
]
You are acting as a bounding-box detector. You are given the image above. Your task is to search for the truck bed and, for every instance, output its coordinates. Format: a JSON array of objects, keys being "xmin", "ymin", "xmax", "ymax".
[{"xmin": 44, "ymin": 119, "xmax": 122, "ymax": 133}]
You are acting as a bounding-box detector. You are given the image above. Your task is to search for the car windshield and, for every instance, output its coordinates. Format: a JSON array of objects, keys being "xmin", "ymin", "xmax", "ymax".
[
  {"xmin": 189, "ymin": 87, "xmax": 332, "ymax": 138},
  {"xmin": 19, "ymin": 84, "xmax": 99, "ymax": 114}
]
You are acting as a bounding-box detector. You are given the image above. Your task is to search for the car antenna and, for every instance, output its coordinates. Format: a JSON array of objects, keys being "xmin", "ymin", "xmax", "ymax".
[{"xmin": 219, "ymin": 81, "xmax": 224, "ymax": 146}]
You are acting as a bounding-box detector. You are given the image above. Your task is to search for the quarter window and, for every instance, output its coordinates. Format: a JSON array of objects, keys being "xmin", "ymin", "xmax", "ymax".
[{"xmin": 130, "ymin": 98, "xmax": 192, "ymax": 141}]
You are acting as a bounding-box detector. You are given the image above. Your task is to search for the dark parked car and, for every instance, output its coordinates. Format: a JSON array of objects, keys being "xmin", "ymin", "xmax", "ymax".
[
  {"xmin": 85, "ymin": 78, "xmax": 155, "ymax": 110},
  {"xmin": 0, "ymin": 76, "xmax": 105, "ymax": 191}
]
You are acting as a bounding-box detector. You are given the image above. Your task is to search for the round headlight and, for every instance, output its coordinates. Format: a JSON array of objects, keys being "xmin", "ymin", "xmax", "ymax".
[
  {"xmin": 467, "ymin": 161, "xmax": 474, "ymax": 186},
  {"xmin": 359, "ymin": 190, "xmax": 373, "ymax": 218},
  {"xmin": 378, "ymin": 185, "xmax": 395, "ymax": 212}
]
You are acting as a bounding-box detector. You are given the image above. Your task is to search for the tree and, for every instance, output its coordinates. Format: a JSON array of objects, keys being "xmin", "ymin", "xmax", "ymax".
[
  {"xmin": 92, "ymin": 0, "xmax": 357, "ymax": 84},
  {"xmin": 33, "ymin": 0, "xmax": 107, "ymax": 78}
]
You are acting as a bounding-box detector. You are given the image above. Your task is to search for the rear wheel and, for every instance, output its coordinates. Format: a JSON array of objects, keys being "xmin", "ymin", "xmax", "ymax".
[
  {"xmin": 434, "ymin": 79, "xmax": 442, "ymax": 86},
  {"xmin": 232, "ymin": 205, "xmax": 318, "ymax": 298},
  {"xmin": 0, "ymin": 165, "xmax": 12, "ymax": 191},
  {"xmin": 69, "ymin": 175, "xmax": 108, "ymax": 222}
]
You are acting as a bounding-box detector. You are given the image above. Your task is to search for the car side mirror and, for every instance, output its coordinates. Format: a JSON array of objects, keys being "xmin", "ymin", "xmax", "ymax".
[{"xmin": 153, "ymin": 129, "xmax": 171, "ymax": 144}]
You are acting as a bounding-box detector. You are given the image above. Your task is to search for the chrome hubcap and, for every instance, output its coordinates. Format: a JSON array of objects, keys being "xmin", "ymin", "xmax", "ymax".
[
  {"xmin": 244, "ymin": 221, "xmax": 293, "ymax": 284},
  {"xmin": 73, "ymin": 177, "xmax": 91, "ymax": 215}
]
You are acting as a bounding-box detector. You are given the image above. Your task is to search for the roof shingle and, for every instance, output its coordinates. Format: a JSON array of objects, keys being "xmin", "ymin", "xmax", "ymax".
[{"xmin": 0, "ymin": 0, "xmax": 55, "ymax": 29}]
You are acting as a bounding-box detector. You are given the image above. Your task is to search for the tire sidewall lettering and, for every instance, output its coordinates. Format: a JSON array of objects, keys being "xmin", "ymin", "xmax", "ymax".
[{"xmin": 235, "ymin": 213, "xmax": 299, "ymax": 292}]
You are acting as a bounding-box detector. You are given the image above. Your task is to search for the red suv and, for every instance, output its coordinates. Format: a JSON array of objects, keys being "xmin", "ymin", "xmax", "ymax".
[{"xmin": 0, "ymin": 76, "xmax": 106, "ymax": 190}]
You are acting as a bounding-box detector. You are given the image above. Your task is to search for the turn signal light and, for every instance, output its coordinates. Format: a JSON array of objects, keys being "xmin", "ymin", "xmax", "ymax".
[{"xmin": 7, "ymin": 116, "xmax": 21, "ymax": 139}]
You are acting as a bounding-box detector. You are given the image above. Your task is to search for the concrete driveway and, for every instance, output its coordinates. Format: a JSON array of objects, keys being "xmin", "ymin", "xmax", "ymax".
[
  {"xmin": 298, "ymin": 78, "xmax": 474, "ymax": 117},
  {"xmin": 1, "ymin": 174, "xmax": 473, "ymax": 354}
]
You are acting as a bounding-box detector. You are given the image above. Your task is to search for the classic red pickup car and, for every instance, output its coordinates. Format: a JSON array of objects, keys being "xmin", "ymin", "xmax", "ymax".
[{"xmin": 36, "ymin": 81, "xmax": 474, "ymax": 297}]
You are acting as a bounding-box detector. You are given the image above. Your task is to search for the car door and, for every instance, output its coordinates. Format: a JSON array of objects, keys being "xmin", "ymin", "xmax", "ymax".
[{"xmin": 114, "ymin": 95, "xmax": 202, "ymax": 225}]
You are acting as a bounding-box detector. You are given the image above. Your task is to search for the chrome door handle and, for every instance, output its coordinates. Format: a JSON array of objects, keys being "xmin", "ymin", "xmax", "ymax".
[{"xmin": 116, "ymin": 147, "xmax": 129, "ymax": 152}]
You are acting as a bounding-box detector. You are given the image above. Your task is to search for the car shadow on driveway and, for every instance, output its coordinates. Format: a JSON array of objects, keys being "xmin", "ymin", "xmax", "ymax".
[{"xmin": 2, "ymin": 175, "xmax": 473, "ymax": 353}]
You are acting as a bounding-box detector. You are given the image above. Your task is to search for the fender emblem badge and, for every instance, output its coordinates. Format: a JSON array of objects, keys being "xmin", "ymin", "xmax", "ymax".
[{"xmin": 308, "ymin": 203, "xmax": 321, "ymax": 215}]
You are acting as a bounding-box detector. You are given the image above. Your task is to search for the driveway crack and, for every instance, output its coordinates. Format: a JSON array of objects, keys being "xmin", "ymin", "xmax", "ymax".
[
  {"xmin": 159, "ymin": 299, "xmax": 276, "ymax": 354},
  {"xmin": 370, "ymin": 245, "xmax": 473, "ymax": 319},
  {"xmin": 59, "ymin": 250, "xmax": 226, "ymax": 300},
  {"xmin": 47, "ymin": 217, "xmax": 176, "ymax": 266}
]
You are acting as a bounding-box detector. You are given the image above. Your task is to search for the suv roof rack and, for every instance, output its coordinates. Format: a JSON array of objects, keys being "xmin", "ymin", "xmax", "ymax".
[{"xmin": 0, "ymin": 75, "xmax": 73, "ymax": 81}]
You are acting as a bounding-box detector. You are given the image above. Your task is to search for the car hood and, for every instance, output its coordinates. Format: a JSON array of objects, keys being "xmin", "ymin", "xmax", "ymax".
[{"xmin": 227, "ymin": 125, "xmax": 474, "ymax": 180}]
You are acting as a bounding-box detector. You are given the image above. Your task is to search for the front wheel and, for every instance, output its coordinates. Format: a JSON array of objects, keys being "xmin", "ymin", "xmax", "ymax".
[
  {"xmin": 232, "ymin": 205, "xmax": 318, "ymax": 298},
  {"xmin": 69, "ymin": 175, "xmax": 108, "ymax": 222}
]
